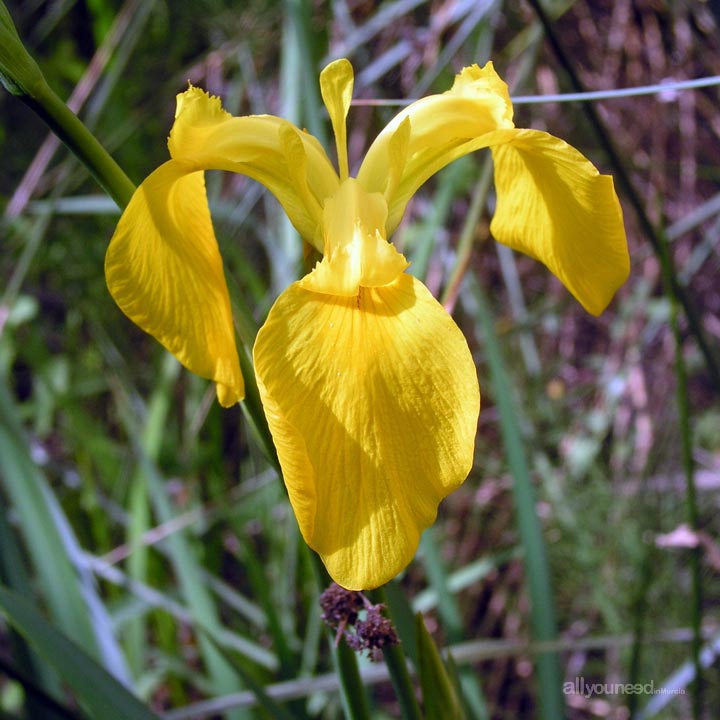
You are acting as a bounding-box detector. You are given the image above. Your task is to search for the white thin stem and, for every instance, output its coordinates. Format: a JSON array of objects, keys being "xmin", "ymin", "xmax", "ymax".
[{"xmin": 351, "ymin": 75, "xmax": 720, "ymax": 107}]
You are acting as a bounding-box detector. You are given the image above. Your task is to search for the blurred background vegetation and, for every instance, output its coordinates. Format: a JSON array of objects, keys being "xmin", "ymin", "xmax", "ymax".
[{"xmin": 1, "ymin": 0, "xmax": 719, "ymax": 718}]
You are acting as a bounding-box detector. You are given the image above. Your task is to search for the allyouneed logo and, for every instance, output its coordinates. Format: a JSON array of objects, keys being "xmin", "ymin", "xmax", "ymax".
[{"xmin": 563, "ymin": 677, "xmax": 685, "ymax": 699}]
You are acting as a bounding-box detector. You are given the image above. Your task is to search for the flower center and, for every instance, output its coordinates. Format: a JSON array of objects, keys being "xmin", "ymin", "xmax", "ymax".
[{"xmin": 299, "ymin": 178, "xmax": 409, "ymax": 297}]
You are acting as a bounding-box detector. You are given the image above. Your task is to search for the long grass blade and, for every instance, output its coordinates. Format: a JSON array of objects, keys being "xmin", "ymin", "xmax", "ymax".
[
  {"xmin": 372, "ymin": 587, "xmax": 422, "ymax": 720},
  {"xmin": 111, "ymin": 376, "xmax": 252, "ymax": 720},
  {"xmin": 0, "ymin": 378, "xmax": 129, "ymax": 683},
  {"xmin": 0, "ymin": 583, "xmax": 162, "ymax": 720},
  {"xmin": 0, "ymin": 505, "xmax": 63, "ymax": 720},
  {"xmin": 465, "ymin": 276, "xmax": 565, "ymax": 720},
  {"xmin": 415, "ymin": 613, "xmax": 465, "ymax": 720}
]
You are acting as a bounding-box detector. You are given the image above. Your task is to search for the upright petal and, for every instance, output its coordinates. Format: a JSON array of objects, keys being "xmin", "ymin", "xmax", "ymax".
[
  {"xmin": 253, "ymin": 275, "xmax": 480, "ymax": 590},
  {"xmin": 168, "ymin": 85, "xmax": 339, "ymax": 248},
  {"xmin": 358, "ymin": 62, "xmax": 514, "ymax": 234},
  {"xmin": 488, "ymin": 128, "xmax": 629, "ymax": 315},
  {"xmin": 320, "ymin": 58, "xmax": 353, "ymax": 179},
  {"xmin": 105, "ymin": 160, "xmax": 243, "ymax": 406}
]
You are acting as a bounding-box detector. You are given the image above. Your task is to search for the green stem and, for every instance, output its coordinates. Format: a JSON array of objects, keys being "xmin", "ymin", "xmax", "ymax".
[
  {"xmin": 373, "ymin": 587, "xmax": 423, "ymax": 720},
  {"xmin": 237, "ymin": 345, "xmax": 279, "ymax": 469},
  {"xmin": 20, "ymin": 78, "xmax": 135, "ymax": 208}
]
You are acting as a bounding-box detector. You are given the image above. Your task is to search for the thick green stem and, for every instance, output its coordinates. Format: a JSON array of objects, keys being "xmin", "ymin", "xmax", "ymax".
[
  {"xmin": 237, "ymin": 345, "xmax": 279, "ymax": 469},
  {"xmin": 2, "ymin": 1, "xmax": 134, "ymax": 206},
  {"xmin": 20, "ymin": 78, "xmax": 135, "ymax": 208}
]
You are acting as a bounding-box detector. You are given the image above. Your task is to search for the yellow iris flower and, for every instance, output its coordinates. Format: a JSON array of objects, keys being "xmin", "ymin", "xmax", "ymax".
[{"xmin": 105, "ymin": 59, "xmax": 628, "ymax": 590}]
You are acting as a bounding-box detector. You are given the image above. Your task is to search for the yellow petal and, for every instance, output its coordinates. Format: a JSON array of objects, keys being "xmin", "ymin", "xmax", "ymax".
[
  {"xmin": 489, "ymin": 128, "xmax": 629, "ymax": 315},
  {"xmin": 357, "ymin": 61, "xmax": 514, "ymax": 233},
  {"xmin": 253, "ymin": 274, "xmax": 480, "ymax": 589},
  {"xmin": 320, "ymin": 58, "xmax": 354, "ymax": 179},
  {"xmin": 300, "ymin": 178, "xmax": 409, "ymax": 296},
  {"xmin": 168, "ymin": 85, "xmax": 339, "ymax": 248},
  {"xmin": 105, "ymin": 160, "xmax": 243, "ymax": 406}
]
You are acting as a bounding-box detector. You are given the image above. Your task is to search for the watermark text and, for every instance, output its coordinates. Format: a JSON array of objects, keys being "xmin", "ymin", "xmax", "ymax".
[{"xmin": 563, "ymin": 678, "xmax": 685, "ymax": 699}]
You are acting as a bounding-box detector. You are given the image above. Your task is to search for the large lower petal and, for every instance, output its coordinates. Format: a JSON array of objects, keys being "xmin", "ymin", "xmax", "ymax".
[
  {"xmin": 253, "ymin": 274, "xmax": 480, "ymax": 589},
  {"xmin": 489, "ymin": 128, "xmax": 629, "ymax": 315},
  {"xmin": 105, "ymin": 160, "xmax": 243, "ymax": 406}
]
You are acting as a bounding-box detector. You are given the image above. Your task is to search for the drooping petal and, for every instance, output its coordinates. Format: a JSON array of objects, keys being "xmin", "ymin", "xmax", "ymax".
[
  {"xmin": 253, "ymin": 274, "xmax": 480, "ymax": 590},
  {"xmin": 105, "ymin": 160, "xmax": 243, "ymax": 406},
  {"xmin": 358, "ymin": 62, "xmax": 514, "ymax": 234},
  {"xmin": 168, "ymin": 85, "xmax": 339, "ymax": 248},
  {"xmin": 488, "ymin": 128, "xmax": 629, "ymax": 315},
  {"xmin": 357, "ymin": 59, "xmax": 628, "ymax": 314}
]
